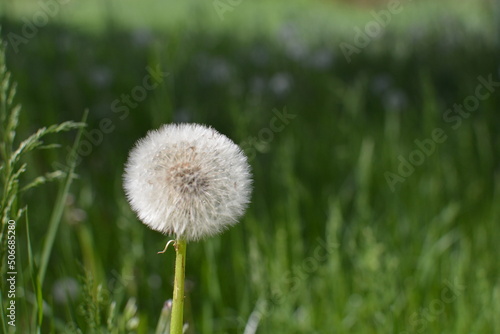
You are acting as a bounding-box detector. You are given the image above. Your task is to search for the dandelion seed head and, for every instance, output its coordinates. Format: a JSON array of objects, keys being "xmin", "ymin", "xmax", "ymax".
[{"xmin": 123, "ymin": 123, "xmax": 252, "ymax": 241}]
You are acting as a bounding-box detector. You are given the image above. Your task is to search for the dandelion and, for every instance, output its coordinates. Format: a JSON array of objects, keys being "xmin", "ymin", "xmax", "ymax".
[
  {"xmin": 123, "ymin": 123, "xmax": 252, "ymax": 333},
  {"xmin": 124, "ymin": 123, "xmax": 252, "ymax": 240}
]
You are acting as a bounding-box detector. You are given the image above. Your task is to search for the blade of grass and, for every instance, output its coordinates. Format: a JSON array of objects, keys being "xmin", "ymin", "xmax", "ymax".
[
  {"xmin": 155, "ymin": 300, "xmax": 172, "ymax": 334},
  {"xmin": 25, "ymin": 209, "xmax": 43, "ymax": 333},
  {"xmin": 0, "ymin": 289, "xmax": 6, "ymax": 334},
  {"xmin": 39, "ymin": 110, "xmax": 88, "ymax": 287}
]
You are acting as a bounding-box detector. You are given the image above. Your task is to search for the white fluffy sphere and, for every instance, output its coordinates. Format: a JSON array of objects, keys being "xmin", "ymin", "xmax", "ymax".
[{"xmin": 123, "ymin": 123, "xmax": 252, "ymax": 241}]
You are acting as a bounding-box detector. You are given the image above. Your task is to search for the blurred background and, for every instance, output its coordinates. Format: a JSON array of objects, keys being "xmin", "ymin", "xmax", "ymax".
[{"xmin": 1, "ymin": 0, "xmax": 499, "ymax": 333}]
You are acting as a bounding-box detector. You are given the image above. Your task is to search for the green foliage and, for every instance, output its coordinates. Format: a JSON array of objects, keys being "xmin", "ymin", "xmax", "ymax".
[
  {"xmin": 0, "ymin": 1, "xmax": 499, "ymax": 333},
  {"xmin": 0, "ymin": 37, "xmax": 85, "ymax": 332},
  {"xmin": 74, "ymin": 268, "xmax": 139, "ymax": 334},
  {"xmin": 0, "ymin": 38, "xmax": 84, "ymax": 262}
]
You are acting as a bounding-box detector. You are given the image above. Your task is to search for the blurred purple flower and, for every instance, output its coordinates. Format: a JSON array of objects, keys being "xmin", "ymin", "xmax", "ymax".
[
  {"xmin": 269, "ymin": 72, "xmax": 293, "ymax": 96},
  {"xmin": 131, "ymin": 28, "xmax": 154, "ymax": 48},
  {"xmin": 52, "ymin": 278, "xmax": 79, "ymax": 304}
]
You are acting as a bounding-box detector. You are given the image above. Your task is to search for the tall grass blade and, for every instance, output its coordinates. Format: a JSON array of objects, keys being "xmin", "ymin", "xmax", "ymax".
[{"xmin": 39, "ymin": 110, "xmax": 88, "ymax": 286}]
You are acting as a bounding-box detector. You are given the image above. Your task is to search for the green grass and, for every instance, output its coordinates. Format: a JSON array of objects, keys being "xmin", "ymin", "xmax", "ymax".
[{"xmin": 0, "ymin": 0, "xmax": 500, "ymax": 333}]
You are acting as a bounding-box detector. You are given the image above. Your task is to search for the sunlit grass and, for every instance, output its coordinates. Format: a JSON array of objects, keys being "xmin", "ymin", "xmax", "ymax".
[{"xmin": 0, "ymin": 0, "xmax": 494, "ymax": 40}]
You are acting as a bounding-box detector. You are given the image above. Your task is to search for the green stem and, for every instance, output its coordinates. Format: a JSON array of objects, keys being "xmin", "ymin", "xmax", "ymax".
[{"xmin": 170, "ymin": 239, "xmax": 186, "ymax": 334}]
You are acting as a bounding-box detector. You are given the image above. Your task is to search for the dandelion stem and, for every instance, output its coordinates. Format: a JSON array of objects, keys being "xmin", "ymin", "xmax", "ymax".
[{"xmin": 170, "ymin": 239, "xmax": 186, "ymax": 334}]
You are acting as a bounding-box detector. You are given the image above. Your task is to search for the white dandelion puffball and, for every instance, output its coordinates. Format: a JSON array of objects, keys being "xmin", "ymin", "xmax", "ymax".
[{"xmin": 123, "ymin": 123, "xmax": 252, "ymax": 241}]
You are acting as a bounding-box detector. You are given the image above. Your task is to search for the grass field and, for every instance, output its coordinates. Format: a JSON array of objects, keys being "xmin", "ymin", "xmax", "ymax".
[{"xmin": 1, "ymin": 0, "xmax": 500, "ymax": 333}]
